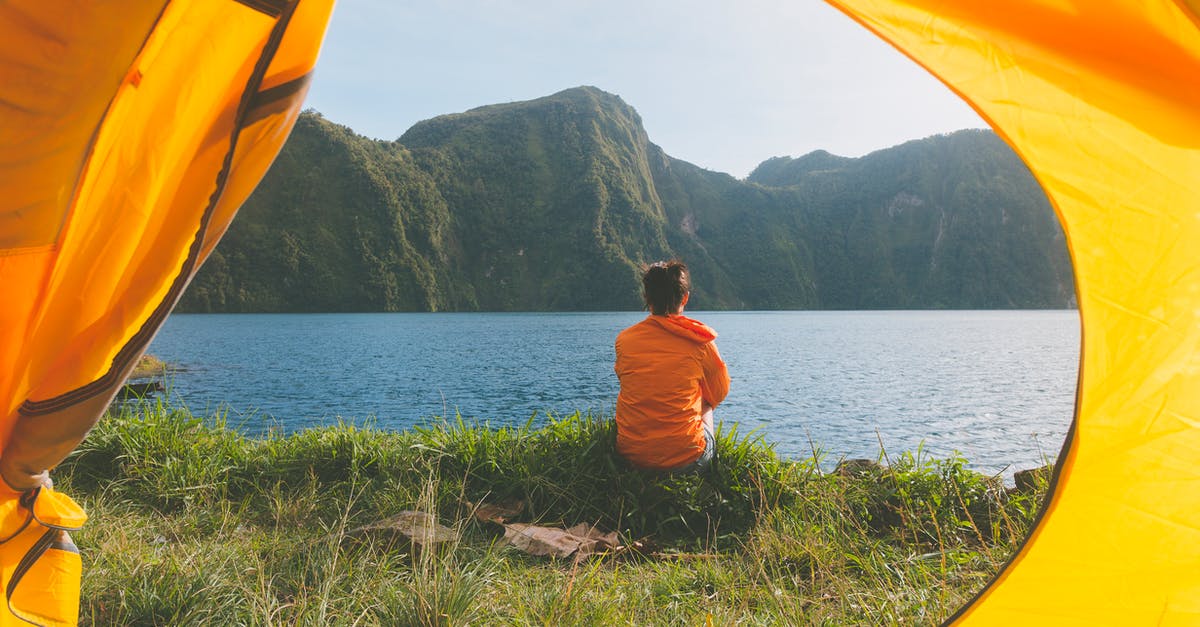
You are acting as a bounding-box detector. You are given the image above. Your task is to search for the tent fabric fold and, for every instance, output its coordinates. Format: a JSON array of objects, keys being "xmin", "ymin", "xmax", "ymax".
[
  {"xmin": 0, "ymin": 487, "xmax": 86, "ymax": 627},
  {"xmin": 0, "ymin": 0, "xmax": 334, "ymax": 623},
  {"xmin": 823, "ymin": 0, "xmax": 1200, "ymax": 623}
]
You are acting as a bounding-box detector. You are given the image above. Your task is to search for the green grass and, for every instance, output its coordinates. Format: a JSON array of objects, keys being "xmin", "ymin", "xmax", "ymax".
[{"xmin": 56, "ymin": 400, "xmax": 1049, "ymax": 625}]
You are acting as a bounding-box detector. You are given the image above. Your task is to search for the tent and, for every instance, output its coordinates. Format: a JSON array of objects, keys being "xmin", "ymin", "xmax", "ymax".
[
  {"xmin": 0, "ymin": 0, "xmax": 334, "ymax": 623},
  {"xmin": 3, "ymin": 0, "xmax": 1197, "ymax": 623},
  {"xmin": 823, "ymin": 0, "xmax": 1200, "ymax": 623}
]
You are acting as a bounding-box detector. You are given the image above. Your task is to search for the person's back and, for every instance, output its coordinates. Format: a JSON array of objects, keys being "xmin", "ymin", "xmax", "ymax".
[{"xmin": 614, "ymin": 260, "xmax": 729, "ymax": 472}]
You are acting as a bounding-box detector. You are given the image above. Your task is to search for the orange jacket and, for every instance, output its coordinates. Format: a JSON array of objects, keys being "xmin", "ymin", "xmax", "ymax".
[{"xmin": 614, "ymin": 315, "xmax": 730, "ymax": 469}]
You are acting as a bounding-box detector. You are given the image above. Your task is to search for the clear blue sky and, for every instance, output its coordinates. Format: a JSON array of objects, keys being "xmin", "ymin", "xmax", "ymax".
[{"xmin": 305, "ymin": 0, "xmax": 986, "ymax": 179}]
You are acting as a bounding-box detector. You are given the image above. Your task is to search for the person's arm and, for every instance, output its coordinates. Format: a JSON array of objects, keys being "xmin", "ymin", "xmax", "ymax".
[{"xmin": 699, "ymin": 342, "xmax": 730, "ymax": 408}]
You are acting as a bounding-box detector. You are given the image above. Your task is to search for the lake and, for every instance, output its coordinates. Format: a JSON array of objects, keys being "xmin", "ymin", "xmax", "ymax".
[{"xmin": 145, "ymin": 310, "xmax": 1079, "ymax": 475}]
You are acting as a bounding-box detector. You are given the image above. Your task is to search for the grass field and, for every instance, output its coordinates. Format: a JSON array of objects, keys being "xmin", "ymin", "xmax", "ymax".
[{"xmin": 56, "ymin": 399, "xmax": 1049, "ymax": 625}]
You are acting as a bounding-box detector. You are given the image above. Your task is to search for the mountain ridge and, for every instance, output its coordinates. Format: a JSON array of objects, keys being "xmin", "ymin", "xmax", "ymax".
[{"xmin": 179, "ymin": 87, "xmax": 1074, "ymax": 313}]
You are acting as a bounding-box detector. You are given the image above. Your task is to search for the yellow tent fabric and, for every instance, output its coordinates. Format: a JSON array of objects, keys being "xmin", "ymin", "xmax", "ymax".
[
  {"xmin": 0, "ymin": 0, "xmax": 334, "ymax": 623},
  {"xmin": 822, "ymin": 0, "xmax": 1200, "ymax": 624}
]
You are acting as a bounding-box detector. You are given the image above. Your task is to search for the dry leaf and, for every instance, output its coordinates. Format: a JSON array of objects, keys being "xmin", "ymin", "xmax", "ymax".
[
  {"xmin": 563, "ymin": 522, "xmax": 619, "ymax": 547},
  {"xmin": 352, "ymin": 511, "xmax": 457, "ymax": 546},
  {"xmin": 502, "ymin": 522, "xmax": 620, "ymax": 559},
  {"xmin": 473, "ymin": 500, "xmax": 525, "ymax": 524}
]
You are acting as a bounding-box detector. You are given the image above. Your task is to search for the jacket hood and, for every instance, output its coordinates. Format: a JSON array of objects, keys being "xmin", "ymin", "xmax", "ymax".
[{"xmin": 649, "ymin": 314, "xmax": 717, "ymax": 343}]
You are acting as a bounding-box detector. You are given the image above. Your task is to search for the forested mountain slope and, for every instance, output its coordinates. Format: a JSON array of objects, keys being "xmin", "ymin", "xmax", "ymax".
[{"xmin": 180, "ymin": 87, "xmax": 1073, "ymax": 312}]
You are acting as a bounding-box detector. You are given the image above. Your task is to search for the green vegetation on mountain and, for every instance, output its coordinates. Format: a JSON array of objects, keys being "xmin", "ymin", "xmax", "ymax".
[
  {"xmin": 750, "ymin": 132, "xmax": 1073, "ymax": 308},
  {"xmin": 179, "ymin": 86, "xmax": 1073, "ymax": 312}
]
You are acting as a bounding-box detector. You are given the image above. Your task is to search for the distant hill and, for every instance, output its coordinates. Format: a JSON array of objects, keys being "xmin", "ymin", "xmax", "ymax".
[
  {"xmin": 747, "ymin": 150, "xmax": 854, "ymax": 187},
  {"xmin": 179, "ymin": 86, "xmax": 1074, "ymax": 312},
  {"xmin": 745, "ymin": 130, "xmax": 1073, "ymax": 308}
]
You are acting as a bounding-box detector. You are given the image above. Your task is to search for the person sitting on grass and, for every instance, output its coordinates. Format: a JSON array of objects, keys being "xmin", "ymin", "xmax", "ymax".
[{"xmin": 614, "ymin": 260, "xmax": 730, "ymax": 474}]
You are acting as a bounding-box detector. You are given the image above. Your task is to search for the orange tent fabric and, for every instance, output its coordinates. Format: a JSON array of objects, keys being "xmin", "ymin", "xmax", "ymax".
[
  {"xmin": 823, "ymin": 0, "xmax": 1200, "ymax": 624},
  {"xmin": 0, "ymin": 0, "xmax": 334, "ymax": 623}
]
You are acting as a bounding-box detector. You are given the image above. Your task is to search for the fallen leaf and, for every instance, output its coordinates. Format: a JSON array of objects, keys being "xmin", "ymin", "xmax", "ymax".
[
  {"xmin": 352, "ymin": 511, "xmax": 457, "ymax": 546},
  {"xmin": 564, "ymin": 523, "xmax": 619, "ymax": 547},
  {"xmin": 502, "ymin": 522, "xmax": 620, "ymax": 559},
  {"xmin": 473, "ymin": 500, "xmax": 525, "ymax": 524}
]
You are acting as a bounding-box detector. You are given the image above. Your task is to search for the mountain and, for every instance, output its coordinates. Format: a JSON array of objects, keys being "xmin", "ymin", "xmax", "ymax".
[
  {"xmin": 747, "ymin": 150, "xmax": 854, "ymax": 187},
  {"xmin": 746, "ymin": 131, "xmax": 1073, "ymax": 308},
  {"xmin": 178, "ymin": 86, "xmax": 1074, "ymax": 312}
]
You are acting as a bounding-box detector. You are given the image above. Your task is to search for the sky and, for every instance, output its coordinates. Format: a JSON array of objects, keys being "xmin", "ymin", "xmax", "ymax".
[{"xmin": 305, "ymin": 0, "xmax": 987, "ymax": 179}]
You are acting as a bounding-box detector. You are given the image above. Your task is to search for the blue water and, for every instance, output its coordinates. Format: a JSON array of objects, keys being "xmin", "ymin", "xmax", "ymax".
[{"xmin": 146, "ymin": 311, "xmax": 1079, "ymax": 475}]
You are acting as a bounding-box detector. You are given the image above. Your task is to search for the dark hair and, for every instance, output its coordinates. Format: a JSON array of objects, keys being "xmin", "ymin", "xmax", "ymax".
[{"xmin": 641, "ymin": 260, "xmax": 690, "ymax": 315}]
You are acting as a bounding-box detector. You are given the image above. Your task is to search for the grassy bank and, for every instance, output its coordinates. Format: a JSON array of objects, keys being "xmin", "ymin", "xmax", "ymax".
[{"xmin": 56, "ymin": 400, "xmax": 1049, "ymax": 625}]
